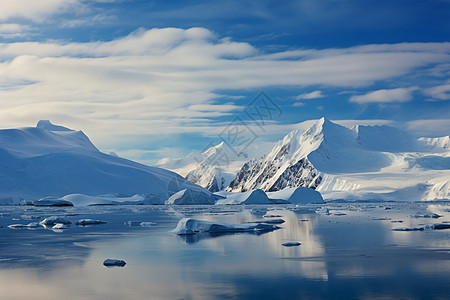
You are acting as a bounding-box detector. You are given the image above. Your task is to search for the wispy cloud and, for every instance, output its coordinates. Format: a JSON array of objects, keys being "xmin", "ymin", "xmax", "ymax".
[
  {"xmin": 349, "ymin": 87, "xmax": 419, "ymax": 103},
  {"xmin": 0, "ymin": 0, "xmax": 79, "ymax": 22},
  {"xmin": 0, "ymin": 23, "xmax": 31, "ymax": 39},
  {"xmin": 0, "ymin": 27, "xmax": 448, "ymax": 149},
  {"xmin": 294, "ymin": 90, "xmax": 325, "ymax": 100},
  {"xmin": 423, "ymin": 84, "xmax": 450, "ymax": 101}
]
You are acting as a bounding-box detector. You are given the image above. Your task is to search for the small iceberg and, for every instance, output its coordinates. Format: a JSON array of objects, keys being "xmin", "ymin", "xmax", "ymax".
[
  {"xmin": 413, "ymin": 213, "xmax": 442, "ymax": 219},
  {"xmin": 52, "ymin": 223, "xmax": 68, "ymax": 230},
  {"xmin": 103, "ymin": 259, "xmax": 126, "ymax": 267},
  {"xmin": 75, "ymin": 219, "xmax": 107, "ymax": 226},
  {"xmin": 39, "ymin": 216, "xmax": 72, "ymax": 226},
  {"xmin": 282, "ymin": 242, "xmax": 301, "ymax": 247},
  {"xmin": 393, "ymin": 227, "xmax": 424, "ymax": 231},
  {"xmin": 166, "ymin": 188, "xmax": 218, "ymax": 205},
  {"xmin": 171, "ymin": 218, "xmax": 280, "ymax": 235}
]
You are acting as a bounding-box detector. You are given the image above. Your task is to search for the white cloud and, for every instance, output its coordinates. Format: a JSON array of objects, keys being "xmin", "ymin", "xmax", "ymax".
[
  {"xmin": 349, "ymin": 87, "xmax": 419, "ymax": 103},
  {"xmin": 295, "ymin": 90, "xmax": 325, "ymax": 100},
  {"xmin": 0, "ymin": 23, "xmax": 31, "ymax": 39},
  {"xmin": 407, "ymin": 119, "xmax": 450, "ymax": 137},
  {"xmin": 423, "ymin": 84, "xmax": 450, "ymax": 101},
  {"xmin": 0, "ymin": 27, "xmax": 448, "ymax": 151},
  {"xmin": 0, "ymin": 0, "xmax": 79, "ymax": 22}
]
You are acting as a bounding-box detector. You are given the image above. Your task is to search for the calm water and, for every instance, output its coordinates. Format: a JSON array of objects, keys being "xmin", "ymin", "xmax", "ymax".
[{"xmin": 1, "ymin": 203, "xmax": 450, "ymax": 300}]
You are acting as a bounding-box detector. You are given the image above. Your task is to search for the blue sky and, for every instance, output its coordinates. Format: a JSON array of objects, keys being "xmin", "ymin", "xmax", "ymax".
[{"xmin": 0, "ymin": 0, "xmax": 449, "ymax": 164}]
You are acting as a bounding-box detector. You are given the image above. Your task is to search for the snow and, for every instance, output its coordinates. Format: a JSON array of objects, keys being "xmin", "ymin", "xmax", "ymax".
[
  {"xmin": 166, "ymin": 188, "xmax": 219, "ymax": 205},
  {"xmin": 0, "ymin": 121, "xmax": 202, "ymax": 203},
  {"xmin": 103, "ymin": 259, "xmax": 126, "ymax": 267},
  {"xmin": 419, "ymin": 136, "xmax": 450, "ymax": 149},
  {"xmin": 170, "ymin": 218, "xmax": 280, "ymax": 235},
  {"xmin": 159, "ymin": 141, "xmax": 272, "ymax": 192}
]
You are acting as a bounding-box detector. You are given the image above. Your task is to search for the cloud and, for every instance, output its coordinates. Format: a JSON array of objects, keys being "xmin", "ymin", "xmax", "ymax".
[
  {"xmin": 423, "ymin": 84, "xmax": 450, "ymax": 101},
  {"xmin": 407, "ymin": 119, "xmax": 450, "ymax": 137},
  {"xmin": 294, "ymin": 90, "xmax": 325, "ymax": 100},
  {"xmin": 0, "ymin": 27, "xmax": 448, "ymax": 151},
  {"xmin": 0, "ymin": 23, "xmax": 31, "ymax": 39},
  {"xmin": 0, "ymin": 0, "xmax": 79, "ymax": 22},
  {"xmin": 349, "ymin": 87, "xmax": 419, "ymax": 103}
]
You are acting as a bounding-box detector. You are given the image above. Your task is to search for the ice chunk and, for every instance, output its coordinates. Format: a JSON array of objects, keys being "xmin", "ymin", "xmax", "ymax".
[
  {"xmin": 259, "ymin": 219, "xmax": 285, "ymax": 224},
  {"xmin": 393, "ymin": 227, "xmax": 424, "ymax": 231},
  {"xmin": 103, "ymin": 259, "xmax": 126, "ymax": 267},
  {"xmin": 166, "ymin": 188, "xmax": 218, "ymax": 205},
  {"xmin": 34, "ymin": 197, "xmax": 73, "ymax": 207},
  {"xmin": 282, "ymin": 242, "xmax": 301, "ymax": 247},
  {"xmin": 414, "ymin": 213, "xmax": 442, "ymax": 219},
  {"xmin": 171, "ymin": 218, "xmax": 280, "ymax": 235},
  {"xmin": 39, "ymin": 216, "xmax": 71, "ymax": 226},
  {"xmin": 432, "ymin": 224, "xmax": 450, "ymax": 230},
  {"xmin": 139, "ymin": 222, "xmax": 156, "ymax": 227},
  {"xmin": 75, "ymin": 219, "xmax": 107, "ymax": 226},
  {"xmin": 52, "ymin": 223, "xmax": 68, "ymax": 230}
]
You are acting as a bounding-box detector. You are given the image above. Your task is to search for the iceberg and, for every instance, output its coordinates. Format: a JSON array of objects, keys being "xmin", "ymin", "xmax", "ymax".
[
  {"xmin": 215, "ymin": 189, "xmax": 277, "ymax": 205},
  {"xmin": 268, "ymin": 186, "xmax": 324, "ymax": 204},
  {"xmin": 52, "ymin": 223, "xmax": 69, "ymax": 230},
  {"xmin": 166, "ymin": 188, "xmax": 219, "ymax": 205},
  {"xmin": 39, "ymin": 216, "xmax": 72, "ymax": 226},
  {"xmin": 171, "ymin": 218, "xmax": 280, "ymax": 235},
  {"xmin": 282, "ymin": 242, "xmax": 301, "ymax": 247},
  {"xmin": 103, "ymin": 259, "xmax": 126, "ymax": 267}
]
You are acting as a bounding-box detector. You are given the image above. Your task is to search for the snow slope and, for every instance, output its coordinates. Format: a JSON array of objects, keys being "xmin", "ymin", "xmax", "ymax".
[
  {"xmin": 0, "ymin": 121, "xmax": 200, "ymax": 204},
  {"xmin": 159, "ymin": 141, "xmax": 270, "ymax": 192}
]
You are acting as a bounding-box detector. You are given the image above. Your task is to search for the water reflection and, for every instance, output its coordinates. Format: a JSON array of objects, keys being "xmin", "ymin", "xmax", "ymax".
[{"xmin": 1, "ymin": 203, "xmax": 450, "ymax": 299}]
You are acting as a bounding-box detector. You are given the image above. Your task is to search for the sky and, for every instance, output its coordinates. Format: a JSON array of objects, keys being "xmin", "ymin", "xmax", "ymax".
[{"xmin": 0, "ymin": 0, "xmax": 449, "ymax": 164}]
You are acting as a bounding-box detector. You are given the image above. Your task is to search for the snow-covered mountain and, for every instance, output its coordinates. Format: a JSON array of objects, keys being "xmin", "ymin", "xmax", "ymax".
[
  {"xmin": 419, "ymin": 135, "xmax": 450, "ymax": 149},
  {"xmin": 0, "ymin": 121, "xmax": 200, "ymax": 204},
  {"xmin": 227, "ymin": 118, "xmax": 450, "ymax": 201},
  {"xmin": 158, "ymin": 141, "xmax": 270, "ymax": 192},
  {"xmin": 228, "ymin": 118, "xmax": 389, "ymax": 192}
]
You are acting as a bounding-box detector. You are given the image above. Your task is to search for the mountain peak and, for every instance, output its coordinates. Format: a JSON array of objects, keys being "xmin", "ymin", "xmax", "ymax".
[{"xmin": 37, "ymin": 120, "xmax": 73, "ymax": 132}]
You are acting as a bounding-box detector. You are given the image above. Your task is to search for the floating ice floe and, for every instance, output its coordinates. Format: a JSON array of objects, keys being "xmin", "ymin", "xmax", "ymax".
[
  {"xmin": 393, "ymin": 227, "xmax": 424, "ymax": 231},
  {"xmin": 75, "ymin": 219, "xmax": 107, "ymax": 226},
  {"xmin": 103, "ymin": 259, "xmax": 126, "ymax": 267},
  {"xmin": 171, "ymin": 218, "xmax": 280, "ymax": 235},
  {"xmin": 39, "ymin": 216, "xmax": 71, "ymax": 226},
  {"xmin": 125, "ymin": 221, "xmax": 157, "ymax": 227},
  {"xmin": 282, "ymin": 242, "xmax": 301, "ymax": 247}
]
